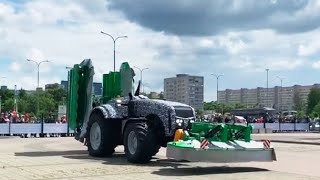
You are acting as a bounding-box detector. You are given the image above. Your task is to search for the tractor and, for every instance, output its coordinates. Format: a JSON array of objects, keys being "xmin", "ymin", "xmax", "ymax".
[
  {"xmin": 67, "ymin": 59, "xmax": 276, "ymax": 164},
  {"xmin": 67, "ymin": 59, "xmax": 196, "ymax": 163}
]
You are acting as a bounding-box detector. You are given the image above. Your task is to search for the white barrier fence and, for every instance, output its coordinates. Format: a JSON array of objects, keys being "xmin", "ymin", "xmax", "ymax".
[
  {"xmin": 0, "ymin": 122, "xmax": 311, "ymax": 136},
  {"xmin": 0, "ymin": 123, "xmax": 75, "ymax": 136},
  {"xmin": 249, "ymin": 123, "xmax": 310, "ymax": 131}
]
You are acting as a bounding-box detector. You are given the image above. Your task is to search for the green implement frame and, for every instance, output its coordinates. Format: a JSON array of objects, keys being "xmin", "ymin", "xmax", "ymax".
[
  {"xmin": 171, "ymin": 122, "xmax": 253, "ymax": 148},
  {"xmin": 166, "ymin": 122, "xmax": 276, "ymax": 163},
  {"xmin": 67, "ymin": 59, "xmax": 94, "ymax": 130},
  {"xmin": 67, "ymin": 60, "xmax": 135, "ymax": 130}
]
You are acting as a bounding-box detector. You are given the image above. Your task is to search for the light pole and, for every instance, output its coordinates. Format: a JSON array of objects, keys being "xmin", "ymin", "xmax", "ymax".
[
  {"xmin": 14, "ymin": 85, "xmax": 17, "ymax": 113},
  {"xmin": 266, "ymin": 68, "xmax": 269, "ymax": 107},
  {"xmin": 264, "ymin": 68, "xmax": 269, "ymax": 129},
  {"xmin": 134, "ymin": 66, "xmax": 149, "ymax": 85},
  {"xmin": 142, "ymin": 82, "xmax": 150, "ymax": 94},
  {"xmin": 276, "ymin": 76, "xmax": 284, "ymax": 113},
  {"xmin": 27, "ymin": 59, "xmax": 50, "ymax": 88},
  {"xmin": 211, "ymin": 74, "xmax": 223, "ymax": 103},
  {"xmin": 100, "ymin": 31, "xmax": 128, "ymax": 72},
  {"xmin": 0, "ymin": 95, "xmax": 2, "ymax": 114},
  {"xmin": 27, "ymin": 59, "xmax": 50, "ymax": 116}
]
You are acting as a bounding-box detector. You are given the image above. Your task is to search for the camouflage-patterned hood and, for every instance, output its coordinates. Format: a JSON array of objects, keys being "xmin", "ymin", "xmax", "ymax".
[{"xmin": 150, "ymin": 99, "xmax": 192, "ymax": 108}]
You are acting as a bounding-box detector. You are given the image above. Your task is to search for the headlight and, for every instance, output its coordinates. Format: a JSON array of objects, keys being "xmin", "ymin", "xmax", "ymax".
[
  {"xmin": 176, "ymin": 119, "xmax": 183, "ymax": 123},
  {"xmin": 190, "ymin": 119, "xmax": 195, "ymax": 123}
]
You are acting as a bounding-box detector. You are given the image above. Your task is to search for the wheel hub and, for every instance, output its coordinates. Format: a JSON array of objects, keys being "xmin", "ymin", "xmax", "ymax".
[
  {"xmin": 90, "ymin": 122, "xmax": 101, "ymax": 150},
  {"xmin": 127, "ymin": 131, "xmax": 138, "ymax": 155}
]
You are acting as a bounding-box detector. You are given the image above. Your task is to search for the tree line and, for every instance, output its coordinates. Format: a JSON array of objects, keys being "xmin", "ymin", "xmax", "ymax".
[{"xmin": 0, "ymin": 84, "xmax": 67, "ymax": 118}]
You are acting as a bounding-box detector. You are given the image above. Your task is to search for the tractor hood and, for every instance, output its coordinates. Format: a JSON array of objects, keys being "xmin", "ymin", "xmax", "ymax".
[{"xmin": 150, "ymin": 99, "xmax": 192, "ymax": 108}]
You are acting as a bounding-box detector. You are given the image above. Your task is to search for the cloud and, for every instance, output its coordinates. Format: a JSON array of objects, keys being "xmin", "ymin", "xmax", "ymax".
[
  {"xmin": 312, "ymin": 61, "xmax": 320, "ymax": 69},
  {"xmin": 108, "ymin": 0, "xmax": 318, "ymax": 36},
  {"xmin": 9, "ymin": 62, "xmax": 22, "ymax": 72},
  {"xmin": 222, "ymin": 56, "xmax": 305, "ymax": 72},
  {"xmin": 0, "ymin": 0, "xmax": 319, "ymax": 103}
]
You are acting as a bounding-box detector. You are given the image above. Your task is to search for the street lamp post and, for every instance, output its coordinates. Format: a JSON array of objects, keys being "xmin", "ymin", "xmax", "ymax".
[
  {"xmin": 266, "ymin": 68, "xmax": 269, "ymax": 107},
  {"xmin": 264, "ymin": 68, "xmax": 269, "ymax": 129},
  {"xmin": 27, "ymin": 59, "xmax": 50, "ymax": 88},
  {"xmin": 133, "ymin": 66, "xmax": 149, "ymax": 88},
  {"xmin": 27, "ymin": 59, "xmax": 50, "ymax": 116},
  {"xmin": 276, "ymin": 76, "xmax": 284, "ymax": 113},
  {"xmin": 211, "ymin": 74, "xmax": 223, "ymax": 103},
  {"xmin": 100, "ymin": 31, "xmax": 128, "ymax": 72}
]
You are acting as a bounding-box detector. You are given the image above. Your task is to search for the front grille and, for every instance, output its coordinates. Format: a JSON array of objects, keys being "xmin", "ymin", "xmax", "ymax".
[{"xmin": 174, "ymin": 106, "xmax": 194, "ymax": 118}]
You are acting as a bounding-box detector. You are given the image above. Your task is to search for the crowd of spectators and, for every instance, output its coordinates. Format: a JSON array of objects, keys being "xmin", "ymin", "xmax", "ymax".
[
  {"xmin": 0, "ymin": 111, "xmax": 67, "ymax": 124},
  {"xmin": 199, "ymin": 113, "xmax": 312, "ymax": 124},
  {"xmin": 0, "ymin": 112, "xmax": 34, "ymax": 123}
]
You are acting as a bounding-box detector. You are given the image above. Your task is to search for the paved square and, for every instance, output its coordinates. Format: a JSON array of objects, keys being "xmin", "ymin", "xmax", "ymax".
[{"xmin": 0, "ymin": 136, "xmax": 319, "ymax": 179}]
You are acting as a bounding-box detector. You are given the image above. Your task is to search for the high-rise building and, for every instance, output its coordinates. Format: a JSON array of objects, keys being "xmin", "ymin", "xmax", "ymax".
[
  {"xmin": 60, "ymin": 80, "xmax": 68, "ymax": 91},
  {"xmin": 164, "ymin": 74, "xmax": 204, "ymax": 110},
  {"xmin": 45, "ymin": 83, "xmax": 62, "ymax": 90},
  {"xmin": 92, "ymin": 82, "xmax": 102, "ymax": 96},
  {"xmin": 60, "ymin": 80, "xmax": 102, "ymax": 96},
  {"xmin": 218, "ymin": 84, "xmax": 320, "ymax": 112},
  {"xmin": 1, "ymin": 86, "xmax": 7, "ymax": 91}
]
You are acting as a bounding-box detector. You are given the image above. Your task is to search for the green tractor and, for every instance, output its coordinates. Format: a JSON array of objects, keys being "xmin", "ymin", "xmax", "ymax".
[{"xmin": 67, "ymin": 59, "xmax": 276, "ymax": 164}]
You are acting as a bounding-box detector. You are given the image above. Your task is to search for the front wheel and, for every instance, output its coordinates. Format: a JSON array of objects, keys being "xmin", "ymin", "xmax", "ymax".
[
  {"xmin": 86, "ymin": 113, "xmax": 116, "ymax": 157},
  {"xmin": 124, "ymin": 122, "xmax": 159, "ymax": 163}
]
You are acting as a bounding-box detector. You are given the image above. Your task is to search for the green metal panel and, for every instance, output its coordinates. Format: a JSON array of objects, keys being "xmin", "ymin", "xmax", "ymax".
[
  {"xmin": 67, "ymin": 65, "xmax": 80, "ymax": 130},
  {"xmin": 67, "ymin": 59, "xmax": 94, "ymax": 130},
  {"xmin": 120, "ymin": 62, "xmax": 134, "ymax": 97},
  {"xmin": 189, "ymin": 122, "xmax": 252, "ymax": 142},
  {"xmin": 101, "ymin": 62, "xmax": 135, "ymax": 103},
  {"xmin": 102, "ymin": 72, "xmax": 121, "ymax": 103}
]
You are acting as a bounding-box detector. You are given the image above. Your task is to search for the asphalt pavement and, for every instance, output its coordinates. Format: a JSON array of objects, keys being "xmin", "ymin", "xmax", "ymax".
[
  {"xmin": 253, "ymin": 133, "xmax": 320, "ymax": 145},
  {"xmin": 0, "ymin": 135, "xmax": 319, "ymax": 179}
]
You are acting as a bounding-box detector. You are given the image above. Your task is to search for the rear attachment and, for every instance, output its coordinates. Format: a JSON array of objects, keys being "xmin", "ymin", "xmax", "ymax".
[{"xmin": 166, "ymin": 122, "xmax": 276, "ymax": 163}]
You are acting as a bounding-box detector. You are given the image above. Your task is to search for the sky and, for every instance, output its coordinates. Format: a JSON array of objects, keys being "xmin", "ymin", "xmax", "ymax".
[{"xmin": 1, "ymin": 0, "xmax": 320, "ymax": 102}]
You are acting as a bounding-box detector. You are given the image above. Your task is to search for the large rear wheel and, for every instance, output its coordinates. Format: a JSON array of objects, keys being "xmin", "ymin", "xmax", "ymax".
[
  {"xmin": 86, "ymin": 113, "xmax": 117, "ymax": 157},
  {"xmin": 124, "ymin": 122, "xmax": 159, "ymax": 163}
]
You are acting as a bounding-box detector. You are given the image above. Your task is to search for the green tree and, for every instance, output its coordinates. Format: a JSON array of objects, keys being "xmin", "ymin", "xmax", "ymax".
[
  {"xmin": 204, "ymin": 101, "xmax": 216, "ymax": 110},
  {"xmin": 159, "ymin": 92, "xmax": 164, "ymax": 99},
  {"xmin": 196, "ymin": 109, "xmax": 204, "ymax": 116},
  {"xmin": 293, "ymin": 91, "xmax": 306, "ymax": 112},
  {"xmin": 0, "ymin": 89, "xmax": 14, "ymax": 103},
  {"xmin": 312, "ymin": 102, "xmax": 320, "ymax": 118},
  {"xmin": 47, "ymin": 88, "xmax": 67, "ymax": 106},
  {"xmin": 19, "ymin": 88, "xmax": 27, "ymax": 99},
  {"xmin": 18, "ymin": 99, "xmax": 28, "ymax": 114},
  {"xmin": 2, "ymin": 98, "xmax": 14, "ymax": 112},
  {"xmin": 233, "ymin": 103, "xmax": 246, "ymax": 109},
  {"xmin": 307, "ymin": 88, "xmax": 320, "ymax": 114}
]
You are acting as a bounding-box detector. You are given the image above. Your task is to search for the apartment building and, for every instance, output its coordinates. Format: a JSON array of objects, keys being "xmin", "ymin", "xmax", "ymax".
[
  {"xmin": 164, "ymin": 74, "xmax": 204, "ymax": 110},
  {"xmin": 218, "ymin": 84, "xmax": 320, "ymax": 112},
  {"xmin": 60, "ymin": 80, "xmax": 102, "ymax": 96}
]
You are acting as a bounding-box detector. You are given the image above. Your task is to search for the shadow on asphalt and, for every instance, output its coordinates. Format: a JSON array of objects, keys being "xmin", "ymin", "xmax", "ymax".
[
  {"xmin": 151, "ymin": 166, "xmax": 269, "ymax": 176},
  {"xmin": 64, "ymin": 153, "xmax": 188, "ymax": 168},
  {"xmin": 300, "ymin": 138, "xmax": 320, "ymax": 140},
  {"xmin": 15, "ymin": 150, "xmax": 87, "ymax": 157},
  {"xmin": 14, "ymin": 150, "xmax": 269, "ymax": 176}
]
